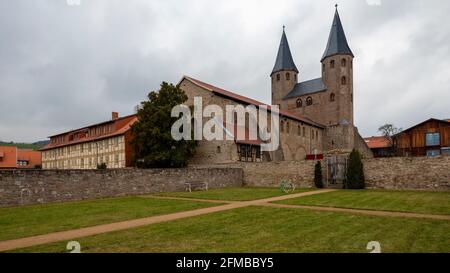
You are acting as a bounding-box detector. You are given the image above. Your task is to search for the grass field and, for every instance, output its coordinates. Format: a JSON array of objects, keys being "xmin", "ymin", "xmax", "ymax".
[
  {"xmin": 2, "ymin": 188, "xmax": 449, "ymax": 253},
  {"xmin": 275, "ymin": 189, "xmax": 450, "ymax": 215},
  {"xmin": 0, "ymin": 196, "xmax": 220, "ymax": 241},
  {"xmin": 154, "ymin": 187, "xmax": 314, "ymax": 201},
  {"xmin": 14, "ymin": 205, "xmax": 450, "ymax": 253}
]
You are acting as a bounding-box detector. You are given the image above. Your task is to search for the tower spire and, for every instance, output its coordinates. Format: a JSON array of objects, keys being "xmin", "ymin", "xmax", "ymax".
[
  {"xmin": 321, "ymin": 7, "xmax": 354, "ymax": 62},
  {"xmin": 271, "ymin": 27, "xmax": 299, "ymax": 76}
]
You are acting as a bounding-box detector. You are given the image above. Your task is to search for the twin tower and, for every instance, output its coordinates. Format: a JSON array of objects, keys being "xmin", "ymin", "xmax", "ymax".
[
  {"xmin": 270, "ymin": 7, "xmax": 371, "ymax": 155},
  {"xmin": 271, "ymin": 8, "xmax": 354, "ymax": 128}
]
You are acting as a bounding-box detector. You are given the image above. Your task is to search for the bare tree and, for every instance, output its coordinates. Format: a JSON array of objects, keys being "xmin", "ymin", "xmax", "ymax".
[{"xmin": 378, "ymin": 124, "xmax": 402, "ymax": 156}]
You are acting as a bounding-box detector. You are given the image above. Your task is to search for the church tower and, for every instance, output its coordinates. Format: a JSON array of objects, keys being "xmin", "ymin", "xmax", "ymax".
[
  {"xmin": 271, "ymin": 27, "xmax": 299, "ymax": 107},
  {"xmin": 321, "ymin": 6, "xmax": 354, "ymax": 126}
]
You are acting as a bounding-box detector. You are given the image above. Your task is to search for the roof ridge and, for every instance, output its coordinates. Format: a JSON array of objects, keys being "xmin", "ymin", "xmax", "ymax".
[{"xmin": 182, "ymin": 76, "xmax": 325, "ymax": 128}]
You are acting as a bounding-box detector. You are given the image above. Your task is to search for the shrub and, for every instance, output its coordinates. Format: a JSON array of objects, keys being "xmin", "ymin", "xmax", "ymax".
[
  {"xmin": 314, "ymin": 161, "xmax": 323, "ymax": 188},
  {"xmin": 345, "ymin": 149, "xmax": 365, "ymax": 189}
]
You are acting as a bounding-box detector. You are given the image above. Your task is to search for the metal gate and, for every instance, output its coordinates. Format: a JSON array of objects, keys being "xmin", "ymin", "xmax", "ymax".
[{"xmin": 326, "ymin": 155, "xmax": 348, "ymax": 187}]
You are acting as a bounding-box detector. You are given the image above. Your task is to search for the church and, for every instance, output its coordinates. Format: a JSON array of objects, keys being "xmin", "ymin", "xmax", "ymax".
[{"xmin": 181, "ymin": 7, "xmax": 372, "ymax": 164}]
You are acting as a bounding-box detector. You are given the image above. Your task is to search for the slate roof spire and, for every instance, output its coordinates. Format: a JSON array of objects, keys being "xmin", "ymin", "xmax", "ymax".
[
  {"xmin": 271, "ymin": 27, "xmax": 299, "ymax": 76},
  {"xmin": 321, "ymin": 6, "xmax": 354, "ymax": 62}
]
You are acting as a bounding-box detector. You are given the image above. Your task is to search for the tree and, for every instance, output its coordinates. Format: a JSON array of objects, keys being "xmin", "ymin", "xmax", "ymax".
[
  {"xmin": 314, "ymin": 161, "xmax": 323, "ymax": 188},
  {"xmin": 378, "ymin": 123, "xmax": 402, "ymax": 156},
  {"xmin": 131, "ymin": 82, "xmax": 196, "ymax": 168},
  {"xmin": 345, "ymin": 149, "xmax": 365, "ymax": 189}
]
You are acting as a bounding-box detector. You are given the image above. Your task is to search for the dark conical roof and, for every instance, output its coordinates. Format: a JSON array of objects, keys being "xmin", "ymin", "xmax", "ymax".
[
  {"xmin": 321, "ymin": 8, "xmax": 354, "ymax": 62},
  {"xmin": 271, "ymin": 28, "xmax": 299, "ymax": 76}
]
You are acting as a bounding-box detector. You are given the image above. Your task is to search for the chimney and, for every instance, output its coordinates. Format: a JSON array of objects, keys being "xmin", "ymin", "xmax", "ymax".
[{"xmin": 112, "ymin": 112, "xmax": 119, "ymax": 120}]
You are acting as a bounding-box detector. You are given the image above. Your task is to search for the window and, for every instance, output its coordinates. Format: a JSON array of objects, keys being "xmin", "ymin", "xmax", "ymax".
[
  {"xmin": 115, "ymin": 154, "xmax": 119, "ymax": 164},
  {"xmin": 426, "ymin": 133, "xmax": 440, "ymax": 146},
  {"xmin": 426, "ymin": 150, "xmax": 440, "ymax": 157},
  {"xmin": 286, "ymin": 73, "xmax": 290, "ymax": 81},
  {"xmin": 217, "ymin": 146, "xmax": 221, "ymax": 153},
  {"xmin": 341, "ymin": 76, "xmax": 347, "ymax": 85},
  {"xmin": 296, "ymin": 99, "xmax": 302, "ymax": 108},
  {"xmin": 442, "ymin": 147, "xmax": 450, "ymax": 156},
  {"xmin": 311, "ymin": 129, "xmax": 315, "ymax": 140},
  {"xmin": 330, "ymin": 60, "xmax": 335, "ymax": 68},
  {"xmin": 341, "ymin": 58, "xmax": 346, "ymax": 67},
  {"xmin": 276, "ymin": 74, "xmax": 280, "ymax": 81},
  {"xmin": 286, "ymin": 122, "xmax": 290, "ymax": 133},
  {"xmin": 306, "ymin": 97, "xmax": 313, "ymax": 106},
  {"xmin": 330, "ymin": 93, "xmax": 335, "ymax": 102},
  {"xmin": 297, "ymin": 126, "xmax": 301, "ymax": 136},
  {"xmin": 302, "ymin": 127, "xmax": 306, "ymax": 137}
]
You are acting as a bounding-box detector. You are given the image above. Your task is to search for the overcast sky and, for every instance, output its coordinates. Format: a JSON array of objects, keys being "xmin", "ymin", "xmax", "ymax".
[{"xmin": 1, "ymin": 0, "xmax": 449, "ymax": 142}]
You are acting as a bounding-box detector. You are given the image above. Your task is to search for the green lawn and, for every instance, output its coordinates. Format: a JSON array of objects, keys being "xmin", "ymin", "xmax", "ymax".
[
  {"xmin": 0, "ymin": 196, "xmax": 219, "ymax": 241},
  {"xmin": 15, "ymin": 206, "xmax": 450, "ymax": 253},
  {"xmin": 154, "ymin": 187, "xmax": 314, "ymax": 201},
  {"xmin": 276, "ymin": 189, "xmax": 450, "ymax": 215}
]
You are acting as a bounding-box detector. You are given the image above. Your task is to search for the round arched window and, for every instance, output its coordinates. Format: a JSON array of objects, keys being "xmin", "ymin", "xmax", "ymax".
[
  {"xmin": 296, "ymin": 99, "xmax": 302, "ymax": 108},
  {"xmin": 306, "ymin": 97, "xmax": 313, "ymax": 106}
]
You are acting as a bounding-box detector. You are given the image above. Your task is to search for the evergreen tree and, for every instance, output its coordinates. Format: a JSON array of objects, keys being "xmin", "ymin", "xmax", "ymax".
[
  {"xmin": 131, "ymin": 82, "xmax": 196, "ymax": 168},
  {"xmin": 345, "ymin": 149, "xmax": 365, "ymax": 189},
  {"xmin": 314, "ymin": 161, "xmax": 323, "ymax": 188}
]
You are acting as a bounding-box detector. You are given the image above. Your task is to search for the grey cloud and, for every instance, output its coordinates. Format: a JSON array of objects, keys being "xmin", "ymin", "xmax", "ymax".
[{"xmin": 0, "ymin": 0, "xmax": 449, "ymax": 142}]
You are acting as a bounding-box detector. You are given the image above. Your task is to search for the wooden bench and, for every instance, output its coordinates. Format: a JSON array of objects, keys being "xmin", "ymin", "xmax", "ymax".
[{"xmin": 184, "ymin": 182, "xmax": 208, "ymax": 192}]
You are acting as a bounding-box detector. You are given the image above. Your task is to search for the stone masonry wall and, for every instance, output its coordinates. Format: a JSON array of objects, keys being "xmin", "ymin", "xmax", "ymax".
[
  {"xmin": 0, "ymin": 168, "xmax": 243, "ymax": 207},
  {"xmin": 363, "ymin": 157, "xmax": 450, "ymax": 191},
  {"xmin": 192, "ymin": 156, "xmax": 450, "ymax": 191},
  {"xmin": 191, "ymin": 161, "xmax": 316, "ymax": 188}
]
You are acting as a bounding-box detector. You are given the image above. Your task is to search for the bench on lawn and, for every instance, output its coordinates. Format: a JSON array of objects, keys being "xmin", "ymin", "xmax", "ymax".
[{"xmin": 184, "ymin": 181, "xmax": 209, "ymax": 192}]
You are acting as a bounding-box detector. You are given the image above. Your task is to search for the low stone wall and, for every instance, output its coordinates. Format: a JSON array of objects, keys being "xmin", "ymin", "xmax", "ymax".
[
  {"xmin": 191, "ymin": 161, "xmax": 316, "ymax": 188},
  {"xmin": 363, "ymin": 156, "xmax": 450, "ymax": 191},
  {"xmin": 0, "ymin": 168, "xmax": 243, "ymax": 207},
  {"xmin": 191, "ymin": 156, "xmax": 450, "ymax": 191}
]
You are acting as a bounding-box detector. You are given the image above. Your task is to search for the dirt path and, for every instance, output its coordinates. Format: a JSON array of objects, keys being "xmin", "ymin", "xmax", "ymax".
[
  {"xmin": 0, "ymin": 189, "xmax": 334, "ymax": 252},
  {"xmin": 261, "ymin": 203, "xmax": 450, "ymax": 221}
]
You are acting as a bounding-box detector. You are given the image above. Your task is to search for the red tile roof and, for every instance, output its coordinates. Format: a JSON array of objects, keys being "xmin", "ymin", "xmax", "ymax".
[
  {"xmin": 0, "ymin": 146, "xmax": 18, "ymax": 168},
  {"xmin": 41, "ymin": 115, "xmax": 138, "ymax": 151},
  {"xmin": 181, "ymin": 76, "xmax": 325, "ymax": 129},
  {"xmin": 17, "ymin": 150, "xmax": 42, "ymax": 168},
  {"xmin": 364, "ymin": 136, "xmax": 391, "ymax": 149}
]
